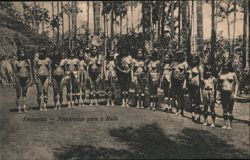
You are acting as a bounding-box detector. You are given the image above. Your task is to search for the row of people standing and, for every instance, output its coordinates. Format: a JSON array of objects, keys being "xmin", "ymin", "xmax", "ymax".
[{"xmin": 13, "ymin": 45, "xmax": 238, "ymax": 130}]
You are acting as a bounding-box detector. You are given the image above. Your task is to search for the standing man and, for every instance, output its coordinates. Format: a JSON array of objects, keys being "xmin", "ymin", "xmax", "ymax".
[{"xmin": 34, "ymin": 48, "xmax": 52, "ymax": 111}]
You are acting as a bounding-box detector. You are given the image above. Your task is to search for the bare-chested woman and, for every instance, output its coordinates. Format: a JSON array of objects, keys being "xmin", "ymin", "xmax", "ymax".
[
  {"xmin": 34, "ymin": 48, "xmax": 51, "ymax": 111},
  {"xmin": 201, "ymin": 62, "xmax": 217, "ymax": 127},
  {"xmin": 187, "ymin": 54, "xmax": 203, "ymax": 123},
  {"xmin": 115, "ymin": 47, "xmax": 133, "ymax": 107},
  {"xmin": 52, "ymin": 48, "xmax": 66, "ymax": 110},
  {"xmin": 78, "ymin": 48, "xmax": 87, "ymax": 106},
  {"xmin": 104, "ymin": 51, "xmax": 117, "ymax": 106},
  {"xmin": 162, "ymin": 53, "xmax": 173, "ymax": 112},
  {"xmin": 14, "ymin": 47, "xmax": 32, "ymax": 113},
  {"xmin": 146, "ymin": 49, "xmax": 161, "ymax": 111},
  {"xmin": 131, "ymin": 49, "xmax": 146, "ymax": 109},
  {"xmin": 218, "ymin": 60, "xmax": 238, "ymax": 130},
  {"xmin": 65, "ymin": 49, "xmax": 80, "ymax": 108}
]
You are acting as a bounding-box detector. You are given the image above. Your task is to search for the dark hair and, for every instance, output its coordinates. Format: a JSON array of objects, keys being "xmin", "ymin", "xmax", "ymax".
[
  {"xmin": 222, "ymin": 61, "xmax": 234, "ymax": 72},
  {"xmin": 16, "ymin": 47, "xmax": 26, "ymax": 60}
]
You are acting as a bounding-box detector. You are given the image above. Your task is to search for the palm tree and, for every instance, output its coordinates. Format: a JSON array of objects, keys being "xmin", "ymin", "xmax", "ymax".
[
  {"xmin": 61, "ymin": 1, "xmax": 64, "ymax": 46},
  {"xmin": 71, "ymin": 1, "xmax": 77, "ymax": 41},
  {"xmin": 64, "ymin": 2, "xmax": 72, "ymax": 49},
  {"xmin": 93, "ymin": 1, "xmax": 101, "ymax": 36},
  {"xmin": 232, "ymin": 0, "xmax": 237, "ymax": 49},
  {"xmin": 56, "ymin": 1, "xmax": 60, "ymax": 45},
  {"xmin": 242, "ymin": 0, "xmax": 248, "ymax": 69},
  {"xmin": 51, "ymin": 2, "xmax": 55, "ymax": 42},
  {"xmin": 211, "ymin": 0, "xmax": 216, "ymax": 64},
  {"xmin": 196, "ymin": 0, "xmax": 203, "ymax": 54},
  {"xmin": 160, "ymin": 1, "xmax": 167, "ymax": 38}
]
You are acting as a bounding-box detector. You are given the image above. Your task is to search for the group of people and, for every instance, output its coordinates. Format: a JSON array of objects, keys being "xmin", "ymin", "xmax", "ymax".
[{"xmin": 13, "ymin": 42, "xmax": 238, "ymax": 130}]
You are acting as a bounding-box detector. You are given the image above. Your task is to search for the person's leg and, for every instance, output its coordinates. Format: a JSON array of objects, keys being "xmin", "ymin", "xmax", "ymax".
[
  {"xmin": 202, "ymin": 90, "xmax": 209, "ymax": 125},
  {"xmin": 227, "ymin": 92, "xmax": 235, "ymax": 129},
  {"xmin": 58, "ymin": 79, "xmax": 63, "ymax": 109},
  {"xmin": 125, "ymin": 75, "xmax": 130, "ymax": 107},
  {"xmin": 194, "ymin": 86, "xmax": 201, "ymax": 122},
  {"xmin": 66, "ymin": 77, "xmax": 72, "ymax": 108},
  {"xmin": 210, "ymin": 90, "xmax": 216, "ymax": 127},
  {"xmin": 152, "ymin": 81, "xmax": 158, "ymax": 111},
  {"xmin": 179, "ymin": 88, "xmax": 185, "ymax": 116},
  {"xmin": 36, "ymin": 77, "xmax": 43, "ymax": 111},
  {"xmin": 73, "ymin": 76, "xmax": 80, "ymax": 106},
  {"xmin": 52, "ymin": 78, "xmax": 59, "ymax": 109},
  {"xmin": 15, "ymin": 77, "xmax": 22, "ymax": 113},
  {"xmin": 22, "ymin": 77, "xmax": 30, "ymax": 113},
  {"xmin": 43, "ymin": 77, "xmax": 49, "ymax": 111},
  {"xmin": 221, "ymin": 90, "xmax": 229, "ymax": 129},
  {"xmin": 80, "ymin": 74, "xmax": 85, "ymax": 106}
]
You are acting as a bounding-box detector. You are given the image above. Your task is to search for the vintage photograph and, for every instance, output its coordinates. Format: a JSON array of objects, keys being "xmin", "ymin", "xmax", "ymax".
[{"xmin": 0, "ymin": 1, "xmax": 249, "ymax": 159}]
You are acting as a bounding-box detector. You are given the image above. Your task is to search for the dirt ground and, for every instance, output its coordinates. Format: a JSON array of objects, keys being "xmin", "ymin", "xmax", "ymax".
[{"xmin": 0, "ymin": 86, "xmax": 249, "ymax": 160}]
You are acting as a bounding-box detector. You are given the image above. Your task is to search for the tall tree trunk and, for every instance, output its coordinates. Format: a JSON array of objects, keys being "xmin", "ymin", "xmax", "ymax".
[
  {"xmin": 71, "ymin": 1, "xmax": 77, "ymax": 43},
  {"xmin": 131, "ymin": 5, "xmax": 134, "ymax": 31},
  {"xmin": 111, "ymin": 2, "xmax": 114, "ymax": 38},
  {"xmin": 61, "ymin": 1, "xmax": 64, "ymax": 47},
  {"xmin": 120, "ymin": 15, "xmax": 122, "ymax": 35},
  {"xmin": 52, "ymin": 2, "xmax": 55, "ymax": 42},
  {"xmin": 33, "ymin": 2, "xmax": 36, "ymax": 30},
  {"xmin": 170, "ymin": 0, "xmax": 175, "ymax": 45},
  {"xmin": 227, "ymin": 15, "xmax": 231, "ymax": 53},
  {"xmin": 178, "ymin": 1, "xmax": 181, "ymax": 49},
  {"xmin": 182, "ymin": 1, "xmax": 189, "ymax": 56},
  {"xmin": 57, "ymin": 1, "xmax": 60, "ymax": 46},
  {"xmin": 67, "ymin": 1, "xmax": 71, "ymax": 49},
  {"xmin": 211, "ymin": 0, "xmax": 216, "ymax": 65},
  {"xmin": 248, "ymin": 0, "xmax": 250, "ymax": 70},
  {"xmin": 126, "ymin": 12, "xmax": 128, "ymax": 34},
  {"xmin": 138, "ymin": 5, "xmax": 140, "ymax": 32},
  {"xmin": 161, "ymin": 2, "xmax": 166, "ymax": 37},
  {"xmin": 42, "ymin": 2, "xmax": 45, "ymax": 32},
  {"xmin": 157, "ymin": 3, "xmax": 161, "ymax": 43},
  {"xmin": 242, "ymin": 0, "xmax": 247, "ymax": 69},
  {"xmin": 103, "ymin": 13, "xmax": 106, "ymax": 37},
  {"xmin": 93, "ymin": 1, "xmax": 101, "ymax": 36},
  {"xmin": 196, "ymin": 0, "xmax": 203, "ymax": 55},
  {"xmin": 232, "ymin": 0, "xmax": 237, "ymax": 50},
  {"xmin": 87, "ymin": 1, "xmax": 89, "ymax": 47}
]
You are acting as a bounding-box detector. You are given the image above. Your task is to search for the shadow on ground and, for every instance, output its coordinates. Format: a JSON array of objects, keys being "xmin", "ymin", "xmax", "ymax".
[{"xmin": 54, "ymin": 124, "xmax": 249, "ymax": 159}]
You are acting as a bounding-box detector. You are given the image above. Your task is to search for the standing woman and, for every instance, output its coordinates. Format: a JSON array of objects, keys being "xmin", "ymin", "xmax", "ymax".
[
  {"xmin": 146, "ymin": 49, "xmax": 161, "ymax": 111},
  {"xmin": 14, "ymin": 47, "xmax": 33, "ymax": 113},
  {"xmin": 104, "ymin": 51, "xmax": 117, "ymax": 106},
  {"xmin": 78, "ymin": 48, "xmax": 87, "ymax": 106},
  {"xmin": 162, "ymin": 53, "xmax": 173, "ymax": 112},
  {"xmin": 51, "ymin": 48, "xmax": 66, "ymax": 110},
  {"xmin": 131, "ymin": 49, "xmax": 146, "ymax": 108},
  {"xmin": 115, "ymin": 47, "xmax": 133, "ymax": 107},
  {"xmin": 34, "ymin": 48, "xmax": 52, "ymax": 111},
  {"xmin": 218, "ymin": 60, "xmax": 238, "ymax": 129},
  {"xmin": 65, "ymin": 49, "xmax": 80, "ymax": 108},
  {"xmin": 171, "ymin": 51, "xmax": 188, "ymax": 116},
  {"xmin": 187, "ymin": 54, "xmax": 203, "ymax": 123},
  {"xmin": 87, "ymin": 46, "xmax": 102, "ymax": 105}
]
